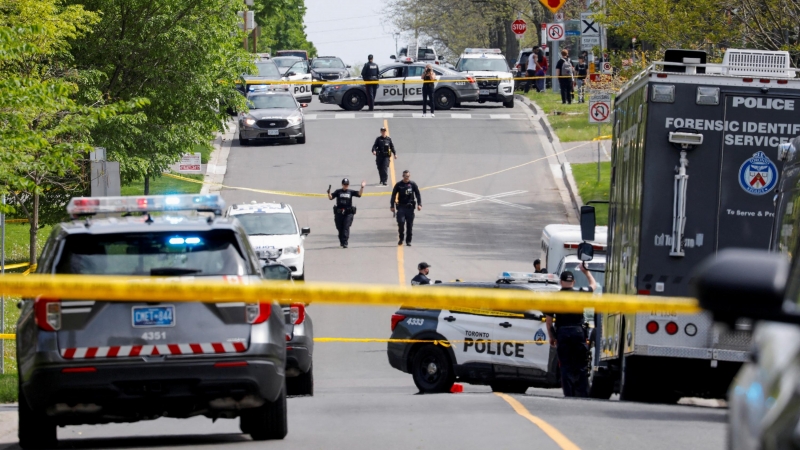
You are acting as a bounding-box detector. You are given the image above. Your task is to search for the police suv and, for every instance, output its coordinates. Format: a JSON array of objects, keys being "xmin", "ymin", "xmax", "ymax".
[
  {"xmin": 388, "ymin": 272, "xmax": 563, "ymax": 394},
  {"xmin": 16, "ymin": 195, "xmax": 288, "ymax": 448},
  {"xmin": 227, "ymin": 201, "xmax": 310, "ymax": 280},
  {"xmin": 455, "ymin": 48, "xmax": 515, "ymax": 108}
]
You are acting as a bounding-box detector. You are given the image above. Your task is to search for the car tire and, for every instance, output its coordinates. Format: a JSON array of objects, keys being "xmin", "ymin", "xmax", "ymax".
[
  {"xmin": 503, "ymin": 96, "xmax": 515, "ymax": 108},
  {"xmin": 411, "ymin": 344, "xmax": 455, "ymax": 393},
  {"xmin": 18, "ymin": 383, "xmax": 57, "ymax": 449},
  {"xmin": 287, "ymin": 364, "xmax": 314, "ymax": 396},
  {"xmin": 490, "ymin": 382, "xmax": 529, "ymax": 394},
  {"xmin": 434, "ymin": 88, "xmax": 456, "ymax": 110},
  {"xmin": 342, "ymin": 91, "xmax": 366, "ymax": 111},
  {"xmin": 241, "ymin": 385, "xmax": 288, "ymax": 440}
]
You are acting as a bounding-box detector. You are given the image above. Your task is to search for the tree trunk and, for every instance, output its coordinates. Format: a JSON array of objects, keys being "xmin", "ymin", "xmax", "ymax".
[
  {"xmin": 29, "ymin": 191, "xmax": 39, "ymax": 266},
  {"xmin": 144, "ymin": 175, "xmax": 150, "ymax": 195}
]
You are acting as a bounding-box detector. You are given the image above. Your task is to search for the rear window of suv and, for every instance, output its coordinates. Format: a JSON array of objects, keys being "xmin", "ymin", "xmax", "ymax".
[{"xmin": 55, "ymin": 230, "xmax": 255, "ymax": 276}]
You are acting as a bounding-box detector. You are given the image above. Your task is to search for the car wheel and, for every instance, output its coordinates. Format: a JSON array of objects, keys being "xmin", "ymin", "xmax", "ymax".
[
  {"xmin": 411, "ymin": 344, "xmax": 454, "ymax": 393},
  {"xmin": 342, "ymin": 91, "xmax": 366, "ymax": 111},
  {"xmin": 503, "ymin": 96, "xmax": 515, "ymax": 108},
  {"xmin": 241, "ymin": 385, "xmax": 287, "ymax": 440},
  {"xmin": 490, "ymin": 382, "xmax": 529, "ymax": 394},
  {"xmin": 434, "ymin": 88, "xmax": 456, "ymax": 110},
  {"xmin": 287, "ymin": 364, "xmax": 314, "ymax": 396},
  {"xmin": 18, "ymin": 383, "xmax": 57, "ymax": 449}
]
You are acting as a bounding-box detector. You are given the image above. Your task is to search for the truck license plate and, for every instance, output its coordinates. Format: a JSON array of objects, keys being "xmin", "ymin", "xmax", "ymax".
[
  {"xmin": 268, "ymin": 129, "xmax": 279, "ymax": 136},
  {"xmin": 132, "ymin": 306, "xmax": 175, "ymax": 327}
]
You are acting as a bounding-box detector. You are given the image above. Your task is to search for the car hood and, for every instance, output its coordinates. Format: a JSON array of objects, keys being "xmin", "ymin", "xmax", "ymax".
[
  {"xmin": 248, "ymin": 234, "xmax": 302, "ymax": 250},
  {"xmin": 463, "ymin": 70, "xmax": 513, "ymax": 79},
  {"xmin": 246, "ymin": 107, "xmax": 299, "ymax": 118}
]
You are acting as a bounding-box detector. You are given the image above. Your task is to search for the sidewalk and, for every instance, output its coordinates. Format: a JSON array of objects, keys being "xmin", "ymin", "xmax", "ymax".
[{"xmin": 561, "ymin": 140, "xmax": 611, "ymax": 164}]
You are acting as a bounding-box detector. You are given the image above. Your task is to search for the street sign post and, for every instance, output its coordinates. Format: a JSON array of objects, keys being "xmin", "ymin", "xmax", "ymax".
[
  {"xmin": 546, "ymin": 23, "xmax": 565, "ymax": 41},
  {"xmin": 511, "ymin": 19, "xmax": 527, "ymax": 36}
]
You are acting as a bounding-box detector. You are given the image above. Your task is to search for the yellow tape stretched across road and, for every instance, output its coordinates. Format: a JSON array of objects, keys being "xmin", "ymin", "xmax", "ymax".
[{"xmin": 0, "ymin": 274, "xmax": 700, "ymax": 314}]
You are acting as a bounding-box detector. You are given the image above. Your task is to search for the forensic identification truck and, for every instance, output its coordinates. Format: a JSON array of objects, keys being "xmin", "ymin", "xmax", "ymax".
[{"xmin": 591, "ymin": 48, "xmax": 800, "ymax": 403}]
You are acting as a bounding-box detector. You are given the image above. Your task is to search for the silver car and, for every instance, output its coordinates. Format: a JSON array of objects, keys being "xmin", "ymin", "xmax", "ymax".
[
  {"xmin": 16, "ymin": 195, "xmax": 288, "ymax": 449},
  {"xmin": 319, "ymin": 62, "xmax": 479, "ymax": 111}
]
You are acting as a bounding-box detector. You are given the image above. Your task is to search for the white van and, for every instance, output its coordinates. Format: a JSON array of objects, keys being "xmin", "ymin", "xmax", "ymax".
[{"xmin": 540, "ymin": 224, "xmax": 607, "ymax": 273}]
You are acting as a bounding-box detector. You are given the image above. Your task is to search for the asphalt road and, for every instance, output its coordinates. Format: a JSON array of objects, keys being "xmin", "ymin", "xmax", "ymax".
[{"xmin": 0, "ymin": 98, "xmax": 727, "ymax": 449}]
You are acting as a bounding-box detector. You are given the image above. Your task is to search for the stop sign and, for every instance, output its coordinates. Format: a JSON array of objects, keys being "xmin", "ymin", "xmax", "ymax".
[{"xmin": 511, "ymin": 19, "xmax": 527, "ymax": 35}]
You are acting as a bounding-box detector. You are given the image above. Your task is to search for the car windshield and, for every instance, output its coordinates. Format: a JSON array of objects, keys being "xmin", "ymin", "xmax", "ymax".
[
  {"xmin": 312, "ymin": 58, "xmax": 345, "ymax": 69},
  {"xmin": 236, "ymin": 213, "xmax": 297, "ymax": 235},
  {"xmin": 274, "ymin": 57, "xmax": 301, "ymax": 68},
  {"xmin": 55, "ymin": 231, "xmax": 252, "ymax": 276},
  {"xmin": 248, "ymin": 95, "xmax": 297, "ymax": 109},
  {"xmin": 253, "ymin": 62, "xmax": 281, "ymax": 77},
  {"xmin": 458, "ymin": 59, "xmax": 509, "ymax": 72},
  {"xmin": 564, "ymin": 262, "xmax": 606, "ymax": 290}
]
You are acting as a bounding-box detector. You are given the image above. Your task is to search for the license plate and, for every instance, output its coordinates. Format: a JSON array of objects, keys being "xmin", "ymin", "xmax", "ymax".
[
  {"xmin": 480, "ymin": 89, "xmax": 495, "ymax": 95},
  {"xmin": 267, "ymin": 129, "xmax": 279, "ymax": 136},
  {"xmin": 132, "ymin": 306, "xmax": 175, "ymax": 328}
]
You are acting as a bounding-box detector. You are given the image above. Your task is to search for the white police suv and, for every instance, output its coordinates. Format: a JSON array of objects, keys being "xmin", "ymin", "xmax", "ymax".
[
  {"xmin": 455, "ymin": 48, "xmax": 515, "ymax": 108},
  {"xmin": 228, "ymin": 202, "xmax": 310, "ymax": 280}
]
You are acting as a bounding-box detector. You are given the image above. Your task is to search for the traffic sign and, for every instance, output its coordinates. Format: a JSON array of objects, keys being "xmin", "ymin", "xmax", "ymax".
[
  {"xmin": 589, "ymin": 91, "xmax": 612, "ymax": 124},
  {"xmin": 580, "ymin": 12, "xmax": 599, "ymax": 36},
  {"xmin": 546, "ymin": 23, "xmax": 565, "ymax": 41},
  {"xmin": 539, "ymin": 0, "xmax": 567, "ymax": 14},
  {"xmin": 511, "ymin": 19, "xmax": 527, "ymax": 36}
]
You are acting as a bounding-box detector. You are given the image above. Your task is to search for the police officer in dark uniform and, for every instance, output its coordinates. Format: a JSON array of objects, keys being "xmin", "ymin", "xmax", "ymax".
[
  {"xmin": 328, "ymin": 178, "xmax": 365, "ymax": 248},
  {"xmin": 372, "ymin": 126, "xmax": 397, "ymax": 185},
  {"xmin": 411, "ymin": 262, "xmax": 432, "ymax": 285},
  {"xmin": 390, "ymin": 170, "xmax": 422, "ymax": 246},
  {"xmin": 361, "ymin": 54, "xmax": 379, "ymax": 111},
  {"xmin": 544, "ymin": 264, "xmax": 596, "ymax": 397}
]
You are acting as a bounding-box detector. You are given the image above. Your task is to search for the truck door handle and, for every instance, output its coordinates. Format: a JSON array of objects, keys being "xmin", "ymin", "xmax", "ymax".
[
  {"xmin": 444, "ymin": 316, "xmax": 456, "ymax": 322},
  {"xmin": 499, "ymin": 322, "xmax": 512, "ymax": 328}
]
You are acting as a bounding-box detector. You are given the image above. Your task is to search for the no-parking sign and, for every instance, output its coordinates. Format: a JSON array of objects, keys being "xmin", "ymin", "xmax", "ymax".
[{"xmin": 589, "ymin": 90, "xmax": 612, "ymax": 124}]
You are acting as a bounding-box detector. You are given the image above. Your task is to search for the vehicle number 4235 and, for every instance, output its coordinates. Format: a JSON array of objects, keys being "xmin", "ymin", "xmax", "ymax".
[{"xmin": 142, "ymin": 331, "xmax": 167, "ymax": 340}]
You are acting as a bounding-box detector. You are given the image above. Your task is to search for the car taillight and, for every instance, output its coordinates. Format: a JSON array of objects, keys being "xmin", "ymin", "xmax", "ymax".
[
  {"xmin": 391, "ymin": 314, "xmax": 406, "ymax": 331},
  {"xmin": 646, "ymin": 321, "xmax": 659, "ymax": 334},
  {"xmin": 665, "ymin": 322, "xmax": 679, "ymax": 335},
  {"xmin": 35, "ymin": 297, "xmax": 61, "ymax": 331},
  {"xmin": 246, "ymin": 303, "xmax": 271, "ymax": 324},
  {"xmin": 290, "ymin": 303, "xmax": 305, "ymax": 325}
]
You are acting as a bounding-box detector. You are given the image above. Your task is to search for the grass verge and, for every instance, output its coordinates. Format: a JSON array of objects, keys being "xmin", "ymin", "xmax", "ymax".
[
  {"xmin": 525, "ymin": 91, "xmax": 613, "ymax": 142},
  {"xmin": 571, "ymin": 161, "xmax": 611, "ymax": 226}
]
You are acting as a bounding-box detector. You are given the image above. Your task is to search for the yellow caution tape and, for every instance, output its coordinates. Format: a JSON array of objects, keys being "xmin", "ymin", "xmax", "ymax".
[{"xmin": 0, "ymin": 274, "xmax": 700, "ymax": 314}]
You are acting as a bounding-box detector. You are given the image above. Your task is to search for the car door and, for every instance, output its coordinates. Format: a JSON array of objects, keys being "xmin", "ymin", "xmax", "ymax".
[
  {"xmin": 375, "ymin": 66, "xmax": 406, "ymax": 104},
  {"xmin": 492, "ymin": 310, "xmax": 551, "ymax": 373},
  {"xmin": 435, "ymin": 309, "xmax": 496, "ymax": 367},
  {"xmin": 404, "ymin": 65, "xmax": 425, "ymax": 103}
]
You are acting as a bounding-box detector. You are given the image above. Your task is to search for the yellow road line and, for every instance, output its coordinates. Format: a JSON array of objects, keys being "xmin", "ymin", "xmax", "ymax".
[
  {"xmin": 495, "ymin": 393, "xmax": 581, "ymax": 450},
  {"xmin": 385, "ymin": 119, "xmax": 405, "ymax": 286}
]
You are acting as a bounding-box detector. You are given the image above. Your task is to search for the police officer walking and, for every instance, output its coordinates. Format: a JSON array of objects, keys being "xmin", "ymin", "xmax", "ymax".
[
  {"xmin": 390, "ymin": 170, "xmax": 422, "ymax": 246},
  {"xmin": 372, "ymin": 126, "xmax": 397, "ymax": 185},
  {"xmin": 544, "ymin": 264, "xmax": 596, "ymax": 397},
  {"xmin": 411, "ymin": 262, "xmax": 432, "ymax": 285},
  {"xmin": 361, "ymin": 54, "xmax": 379, "ymax": 111},
  {"xmin": 328, "ymin": 178, "xmax": 365, "ymax": 248}
]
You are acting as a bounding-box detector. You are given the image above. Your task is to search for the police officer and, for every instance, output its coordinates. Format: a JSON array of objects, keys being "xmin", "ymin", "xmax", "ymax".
[
  {"xmin": 390, "ymin": 170, "xmax": 422, "ymax": 246},
  {"xmin": 411, "ymin": 262, "xmax": 432, "ymax": 285},
  {"xmin": 372, "ymin": 126, "xmax": 397, "ymax": 185},
  {"xmin": 328, "ymin": 178, "xmax": 365, "ymax": 248},
  {"xmin": 533, "ymin": 258, "xmax": 547, "ymax": 273},
  {"xmin": 361, "ymin": 54, "xmax": 379, "ymax": 111},
  {"xmin": 544, "ymin": 264, "xmax": 596, "ymax": 397}
]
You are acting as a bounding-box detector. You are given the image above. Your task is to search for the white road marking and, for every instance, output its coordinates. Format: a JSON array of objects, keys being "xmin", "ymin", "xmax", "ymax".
[
  {"xmin": 490, "ymin": 114, "xmax": 511, "ymax": 119},
  {"xmin": 450, "ymin": 113, "xmax": 472, "ymax": 119},
  {"xmin": 335, "ymin": 113, "xmax": 355, "ymax": 119},
  {"xmin": 440, "ymin": 188, "xmax": 531, "ymax": 209}
]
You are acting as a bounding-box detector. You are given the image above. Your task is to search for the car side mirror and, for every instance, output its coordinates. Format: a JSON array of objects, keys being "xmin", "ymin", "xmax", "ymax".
[
  {"xmin": 580, "ymin": 205, "xmax": 596, "ymax": 242},
  {"xmin": 262, "ymin": 264, "xmax": 293, "ymax": 281},
  {"xmin": 577, "ymin": 243, "xmax": 594, "ymax": 262},
  {"xmin": 286, "ymin": 71, "xmax": 296, "ymax": 77},
  {"xmin": 693, "ymin": 249, "xmax": 790, "ymax": 325},
  {"xmin": 390, "ymin": 55, "xmax": 396, "ymax": 60},
  {"xmin": 300, "ymin": 103, "xmax": 308, "ymax": 108},
  {"xmin": 301, "ymin": 227, "xmax": 310, "ymax": 236}
]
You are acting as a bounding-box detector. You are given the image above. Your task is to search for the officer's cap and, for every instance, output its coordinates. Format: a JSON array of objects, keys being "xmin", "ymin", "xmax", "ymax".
[
  {"xmin": 342, "ymin": 178, "xmax": 350, "ymax": 185},
  {"xmin": 560, "ymin": 271, "xmax": 575, "ymax": 282},
  {"xmin": 418, "ymin": 262, "xmax": 431, "ymax": 270}
]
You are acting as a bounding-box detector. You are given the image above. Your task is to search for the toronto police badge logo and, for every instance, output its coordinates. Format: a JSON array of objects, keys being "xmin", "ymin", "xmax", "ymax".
[
  {"xmin": 534, "ymin": 329, "xmax": 547, "ymax": 346},
  {"xmin": 738, "ymin": 151, "xmax": 778, "ymax": 195}
]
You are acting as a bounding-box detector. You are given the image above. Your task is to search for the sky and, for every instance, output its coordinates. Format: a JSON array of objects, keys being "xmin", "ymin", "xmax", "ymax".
[{"xmin": 304, "ymin": 0, "xmax": 401, "ymax": 67}]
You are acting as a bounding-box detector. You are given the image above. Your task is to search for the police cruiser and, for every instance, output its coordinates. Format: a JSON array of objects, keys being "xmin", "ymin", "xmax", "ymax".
[
  {"xmin": 16, "ymin": 195, "xmax": 288, "ymax": 448},
  {"xmin": 227, "ymin": 201, "xmax": 310, "ymax": 280},
  {"xmin": 388, "ymin": 272, "xmax": 563, "ymax": 394},
  {"xmin": 455, "ymin": 48, "xmax": 515, "ymax": 108}
]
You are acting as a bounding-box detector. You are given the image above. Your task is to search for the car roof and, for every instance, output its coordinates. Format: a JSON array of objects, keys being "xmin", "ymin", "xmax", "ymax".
[
  {"xmin": 228, "ymin": 202, "xmax": 294, "ymax": 215},
  {"xmin": 58, "ymin": 215, "xmax": 242, "ymax": 235}
]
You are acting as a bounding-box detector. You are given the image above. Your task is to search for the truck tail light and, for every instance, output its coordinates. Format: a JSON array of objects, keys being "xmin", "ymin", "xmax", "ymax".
[
  {"xmin": 246, "ymin": 303, "xmax": 271, "ymax": 324},
  {"xmin": 646, "ymin": 321, "xmax": 659, "ymax": 334},
  {"xmin": 665, "ymin": 322, "xmax": 679, "ymax": 335},
  {"xmin": 289, "ymin": 303, "xmax": 305, "ymax": 325},
  {"xmin": 391, "ymin": 314, "xmax": 406, "ymax": 331},
  {"xmin": 35, "ymin": 297, "xmax": 61, "ymax": 331}
]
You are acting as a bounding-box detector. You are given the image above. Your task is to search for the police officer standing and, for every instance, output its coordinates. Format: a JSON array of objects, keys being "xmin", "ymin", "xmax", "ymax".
[
  {"xmin": 390, "ymin": 170, "xmax": 422, "ymax": 246},
  {"xmin": 372, "ymin": 126, "xmax": 397, "ymax": 185},
  {"xmin": 361, "ymin": 54, "xmax": 379, "ymax": 111},
  {"xmin": 328, "ymin": 178, "xmax": 365, "ymax": 248},
  {"xmin": 544, "ymin": 264, "xmax": 596, "ymax": 397},
  {"xmin": 411, "ymin": 262, "xmax": 432, "ymax": 285}
]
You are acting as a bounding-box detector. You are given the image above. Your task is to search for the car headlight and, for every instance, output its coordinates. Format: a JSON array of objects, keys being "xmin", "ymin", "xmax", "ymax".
[
  {"xmin": 244, "ymin": 117, "xmax": 256, "ymax": 126},
  {"xmin": 283, "ymin": 246, "xmax": 300, "ymax": 255},
  {"xmin": 287, "ymin": 114, "xmax": 303, "ymax": 126}
]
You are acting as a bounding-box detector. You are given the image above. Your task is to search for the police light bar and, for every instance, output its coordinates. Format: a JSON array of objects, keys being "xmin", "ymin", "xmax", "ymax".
[
  {"xmin": 464, "ymin": 48, "xmax": 503, "ymax": 55},
  {"xmin": 497, "ymin": 272, "xmax": 558, "ymax": 284},
  {"xmin": 67, "ymin": 195, "xmax": 226, "ymax": 217}
]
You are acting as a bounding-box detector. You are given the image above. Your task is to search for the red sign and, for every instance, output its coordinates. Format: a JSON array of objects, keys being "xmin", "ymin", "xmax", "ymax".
[{"xmin": 511, "ymin": 19, "xmax": 527, "ymax": 35}]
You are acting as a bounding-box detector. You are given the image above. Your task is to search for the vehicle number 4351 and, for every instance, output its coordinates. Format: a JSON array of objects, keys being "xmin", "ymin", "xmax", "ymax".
[{"xmin": 142, "ymin": 331, "xmax": 167, "ymax": 340}]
